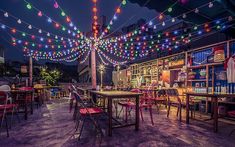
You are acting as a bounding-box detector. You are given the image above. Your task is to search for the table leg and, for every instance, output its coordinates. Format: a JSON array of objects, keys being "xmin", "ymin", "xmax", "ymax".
[
  {"xmin": 211, "ymin": 98, "xmax": 214, "ymax": 118},
  {"xmin": 31, "ymin": 93, "xmax": 33, "ymax": 114},
  {"xmin": 135, "ymin": 95, "xmax": 139, "ymax": 131},
  {"xmin": 206, "ymin": 97, "xmax": 208, "ymax": 113},
  {"xmin": 108, "ymin": 98, "xmax": 112, "ymax": 136},
  {"xmin": 25, "ymin": 99, "xmax": 28, "ymax": 120},
  {"xmin": 213, "ymin": 97, "xmax": 218, "ymax": 133},
  {"xmin": 186, "ymin": 94, "xmax": 189, "ymax": 124}
]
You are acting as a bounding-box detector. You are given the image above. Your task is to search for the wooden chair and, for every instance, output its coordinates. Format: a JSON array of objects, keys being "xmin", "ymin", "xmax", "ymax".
[
  {"xmin": 228, "ymin": 111, "xmax": 235, "ymax": 136},
  {"xmin": 166, "ymin": 89, "xmax": 195, "ymax": 121}
]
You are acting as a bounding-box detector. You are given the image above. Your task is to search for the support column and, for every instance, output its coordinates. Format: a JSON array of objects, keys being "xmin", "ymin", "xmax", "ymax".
[
  {"xmin": 91, "ymin": 46, "xmax": 97, "ymax": 89},
  {"xmin": 29, "ymin": 56, "xmax": 33, "ymax": 87}
]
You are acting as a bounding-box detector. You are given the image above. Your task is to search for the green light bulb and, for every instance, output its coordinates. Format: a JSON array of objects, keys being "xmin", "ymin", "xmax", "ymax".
[
  {"xmin": 122, "ymin": 0, "xmax": 126, "ymax": 5},
  {"xmin": 168, "ymin": 7, "xmax": 172, "ymax": 12},
  {"xmin": 27, "ymin": 3, "xmax": 32, "ymax": 9},
  {"xmin": 61, "ymin": 11, "xmax": 65, "ymax": 16}
]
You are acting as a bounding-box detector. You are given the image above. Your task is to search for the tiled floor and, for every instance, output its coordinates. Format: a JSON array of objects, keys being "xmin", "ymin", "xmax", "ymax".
[{"xmin": 0, "ymin": 98, "xmax": 235, "ymax": 147}]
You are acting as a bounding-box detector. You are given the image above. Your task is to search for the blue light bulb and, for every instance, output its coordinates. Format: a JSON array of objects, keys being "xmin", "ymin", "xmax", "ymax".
[{"xmin": 47, "ymin": 18, "xmax": 52, "ymax": 23}]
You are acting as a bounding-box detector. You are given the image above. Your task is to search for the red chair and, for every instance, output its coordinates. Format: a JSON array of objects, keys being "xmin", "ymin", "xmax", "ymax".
[
  {"xmin": 73, "ymin": 91, "xmax": 103, "ymax": 143},
  {"xmin": 118, "ymin": 89, "xmax": 154, "ymax": 125},
  {"xmin": 1, "ymin": 91, "xmax": 20, "ymax": 128}
]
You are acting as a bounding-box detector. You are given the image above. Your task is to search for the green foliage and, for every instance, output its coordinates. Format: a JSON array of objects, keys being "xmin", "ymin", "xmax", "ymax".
[{"xmin": 40, "ymin": 68, "xmax": 62, "ymax": 86}]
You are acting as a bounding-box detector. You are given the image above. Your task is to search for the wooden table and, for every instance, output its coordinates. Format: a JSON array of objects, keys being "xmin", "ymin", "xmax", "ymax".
[
  {"xmin": 90, "ymin": 90, "xmax": 142, "ymax": 136},
  {"xmin": 11, "ymin": 89, "xmax": 34, "ymax": 120},
  {"xmin": 185, "ymin": 92, "xmax": 235, "ymax": 132}
]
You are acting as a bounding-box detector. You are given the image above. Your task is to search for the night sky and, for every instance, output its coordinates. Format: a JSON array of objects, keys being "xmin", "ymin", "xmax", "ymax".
[{"xmin": 0, "ymin": 0, "xmax": 159, "ymax": 64}]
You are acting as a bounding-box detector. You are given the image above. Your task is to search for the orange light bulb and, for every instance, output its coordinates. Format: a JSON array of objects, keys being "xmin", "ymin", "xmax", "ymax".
[
  {"xmin": 159, "ymin": 14, "xmax": 164, "ymax": 20},
  {"xmin": 94, "ymin": 15, "xmax": 98, "ymax": 20},
  {"xmin": 93, "ymin": 7, "xmax": 97, "ymax": 12},
  {"xmin": 116, "ymin": 8, "xmax": 121, "ymax": 13}
]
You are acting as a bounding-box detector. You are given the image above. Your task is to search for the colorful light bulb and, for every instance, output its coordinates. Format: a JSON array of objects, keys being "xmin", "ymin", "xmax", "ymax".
[
  {"xmin": 27, "ymin": 3, "xmax": 32, "ymax": 9},
  {"xmin": 54, "ymin": 2, "xmax": 59, "ymax": 8},
  {"xmin": 38, "ymin": 11, "xmax": 42, "ymax": 17}
]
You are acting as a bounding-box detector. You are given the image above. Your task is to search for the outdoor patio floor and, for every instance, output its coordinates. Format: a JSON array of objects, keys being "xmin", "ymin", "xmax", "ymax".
[{"xmin": 0, "ymin": 98, "xmax": 235, "ymax": 147}]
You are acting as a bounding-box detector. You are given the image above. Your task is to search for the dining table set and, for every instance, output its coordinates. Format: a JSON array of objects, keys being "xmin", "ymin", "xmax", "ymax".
[{"xmin": 74, "ymin": 86, "xmax": 235, "ymax": 138}]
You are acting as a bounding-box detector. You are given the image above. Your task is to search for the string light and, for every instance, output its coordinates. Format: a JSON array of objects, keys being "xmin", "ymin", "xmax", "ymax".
[
  {"xmin": 37, "ymin": 11, "xmax": 42, "ymax": 17},
  {"xmin": 26, "ymin": 3, "xmax": 32, "ymax": 9}
]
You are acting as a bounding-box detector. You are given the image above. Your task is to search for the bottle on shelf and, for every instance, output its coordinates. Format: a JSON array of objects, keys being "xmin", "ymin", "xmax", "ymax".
[
  {"xmin": 226, "ymin": 83, "xmax": 229, "ymax": 94},
  {"xmin": 215, "ymin": 86, "xmax": 218, "ymax": 93}
]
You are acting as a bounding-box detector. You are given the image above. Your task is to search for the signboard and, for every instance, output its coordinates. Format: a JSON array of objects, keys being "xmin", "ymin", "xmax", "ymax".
[
  {"xmin": 0, "ymin": 57, "xmax": 4, "ymax": 64},
  {"xmin": 21, "ymin": 66, "xmax": 28, "ymax": 73}
]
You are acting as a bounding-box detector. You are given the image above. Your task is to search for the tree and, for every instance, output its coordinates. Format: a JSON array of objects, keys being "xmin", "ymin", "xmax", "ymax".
[{"xmin": 40, "ymin": 67, "xmax": 62, "ymax": 86}]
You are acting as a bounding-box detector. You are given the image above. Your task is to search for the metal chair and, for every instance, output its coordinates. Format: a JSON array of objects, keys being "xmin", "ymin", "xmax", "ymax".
[
  {"xmin": 73, "ymin": 91, "xmax": 103, "ymax": 143},
  {"xmin": 0, "ymin": 91, "xmax": 10, "ymax": 137},
  {"xmin": 118, "ymin": 89, "xmax": 154, "ymax": 125}
]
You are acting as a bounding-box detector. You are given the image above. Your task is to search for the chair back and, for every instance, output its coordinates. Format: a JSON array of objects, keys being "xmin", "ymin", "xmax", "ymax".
[
  {"xmin": 0, "ymin": 85, "xmax": 11, "ymax": 92},
  {"xmin": 165, "ymin": 89, "xmax": 182, "ymax": 104},
  {"xmin": 73, "ymin": 91, "xmax": 93, "ymax": 115},
  {"xmin": 73, "ymin": 91, "xmax": 83, "ymax": 105}
]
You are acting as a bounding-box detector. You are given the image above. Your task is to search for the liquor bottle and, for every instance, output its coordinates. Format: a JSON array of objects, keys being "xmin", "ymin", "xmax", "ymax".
[
  {"xmin": 226, "ymin": 83, "xmax": 229, "ymax": 94},
  {"xmin": 218, "ymin": 84, "xmax": 221, "ymax": 93},
  {"xmin": 215, "ymin": 86, "xmax": 218, "ymax": 93}
]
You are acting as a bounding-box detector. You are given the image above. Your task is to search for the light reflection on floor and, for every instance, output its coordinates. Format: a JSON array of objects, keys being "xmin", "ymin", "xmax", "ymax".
[{"xmin": 0, "ymin": 98, "xmax": 234, "ymax": 146}]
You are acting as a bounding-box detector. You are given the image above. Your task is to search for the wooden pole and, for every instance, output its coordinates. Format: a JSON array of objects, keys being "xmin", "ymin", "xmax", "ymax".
[
  {"xmin": 29, "ymin": 56, "xmax": 33, "ymax": 87},
  {"xmin": 91, "ymin": 45, "xmax": 97, "ymax": 89}
]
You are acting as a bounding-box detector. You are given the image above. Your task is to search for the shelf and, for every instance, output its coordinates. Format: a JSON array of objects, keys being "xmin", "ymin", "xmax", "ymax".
[
  {"xmin": 174, "ymin": 80, "xmax": 185, "ymax": 83},
  {"xmin": 188, "ymin": 62, "xmax": 224, "ymax": 69},
  {"xmin": 187, "ymin": 79, "xmax": 207, "ymax": 82},
  {"xmin": 143, "ymin": 74, "xmax": 152, "ymax": 76}
]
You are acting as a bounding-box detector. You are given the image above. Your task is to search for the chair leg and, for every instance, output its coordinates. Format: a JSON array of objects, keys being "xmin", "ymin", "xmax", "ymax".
[
  {"xmin": 125, "ymin": 107, "xmax": 128, "ymax": 122},
  {"xmin": 9, "ymin": 110, "xmax": 14, "ymax": 129},
  {"xmin": 194, "ymin": 105, "xmax": 196, "ymax": 118},
  {"xmin": 149, "ymin": 107, "xmax": 154, "ymax": 125},
  {"xmin": 78, "ymin": 118, "xmax": 85, "ymax": 140},
  {"xmin": 113, "ymin": 101, "xmax": 118, "ymax": 118},
  {"xmin": 73, "ymin": 104, "xmax": 77, "ymax": 121},
  {"xmin": 6, "ymin": 117, "xmax": 9, "ymax": 137},
  {"xmin": 3, "ymin": 116, "xmax": 9, "ymax": 137},
  {"xmin": 140, "ymin": 108, "xmax": 144, "ymax": 121},
  {"xmin": 229, "ymin": 129, "xmax": 235, "ymax": 136},
  {"xmin": 179, "ymin": 106, "xmax": 182, "ymax": 122},
  {"xmin": 117, "ymin": 106, "xmax": 123, "ymax": 119},
  {"xmin": 156, "ymin": 103, "xmax": 160, "ymax": 114},
  {"xmin": 75, "ymin": 118, "xmax": 81, "ymax": 132},
  {"xmin": 176, "ymin": 106, "xmax": 179, "ymax": 117},
  {"xmin": 190, "ymin": 106, "xmax": 193, "ymax": 119},
  {"xmin": 69, "ymin": 99, "xmax": 73, "ymax": 113},
  {"xmin": 167, "ymin": 104, "xmax": 171, "ymax": 118}
]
